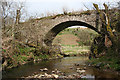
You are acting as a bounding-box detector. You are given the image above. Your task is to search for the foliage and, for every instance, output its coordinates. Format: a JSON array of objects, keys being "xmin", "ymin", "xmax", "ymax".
[
  {"xmin": 89, "ymin": 50, "xmax": 120, "ymax": 71},
  {"xmin": 90, "ymin": 35, "xmax": 106, "ymax": 58},
  {"xmin": 2, "ymin": 49, "xmax": 6, "ymax": 52},
  {"xmin": 88, "ymin": 3, "xmax": 120, "ymax": 71},
  {"xmin": 17, "ymin": 45, "xmax": 34, "ymax": 55},
  {"xmin": 72, "ymin": 28, "xmax": 98, "ymax": 46}
]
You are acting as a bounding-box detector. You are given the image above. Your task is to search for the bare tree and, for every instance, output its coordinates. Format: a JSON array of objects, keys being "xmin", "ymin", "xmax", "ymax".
[
  {"xmin": 1, "ymin": 0, "xmax": 26, "ymax": 29},
  {"xmin": 14, "ymin": 1, "xmax": 27, "ymax": 22},
  {"xmin": 1, "ymin": 1, "xmax": 13, "ymax": 29}
]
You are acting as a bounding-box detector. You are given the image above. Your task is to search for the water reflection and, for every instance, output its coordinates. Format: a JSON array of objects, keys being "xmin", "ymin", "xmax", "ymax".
[{"xmin": 2, "ymin": 57, "xmax": 120, "ymax": 79}]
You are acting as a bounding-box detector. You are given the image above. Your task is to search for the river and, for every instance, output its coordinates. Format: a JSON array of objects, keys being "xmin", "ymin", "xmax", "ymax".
[{"xmin": 2, "ymin": 56, "xmax": 120, "ymax": 79}]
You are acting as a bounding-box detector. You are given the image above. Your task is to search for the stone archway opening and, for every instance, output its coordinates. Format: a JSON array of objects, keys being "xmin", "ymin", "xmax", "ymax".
[
  {"xmin": 44, "ymin": 21, "xmax": 100, "ymax": 46},
  {"xmin": 44, "ymin": 20, "xmax": 100, "ymax": 56}
]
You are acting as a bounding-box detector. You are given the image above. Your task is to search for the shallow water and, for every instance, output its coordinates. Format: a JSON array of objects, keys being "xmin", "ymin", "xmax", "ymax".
[{"xmin": 2, "ymin": 56, "xmax": 120, "ymax": 79}]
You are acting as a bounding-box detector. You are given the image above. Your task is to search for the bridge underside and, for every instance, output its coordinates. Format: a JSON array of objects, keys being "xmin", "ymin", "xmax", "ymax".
[{"xmin": 44, "ymin": 21, "xmax": 100, "ymax": 46}]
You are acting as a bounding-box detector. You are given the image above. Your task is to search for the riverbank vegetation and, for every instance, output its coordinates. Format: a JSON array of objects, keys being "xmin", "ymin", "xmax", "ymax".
[
  {"xmin": 88, "ymin": 3, "xmax": 120, "ymax": 71},
  {"xmin": 2, "ymin": 40, "xmax": 63, "ymax": 69},
  {"xmin": 88, "ymin": 50, "xmax": 120, "ymax": 71}
]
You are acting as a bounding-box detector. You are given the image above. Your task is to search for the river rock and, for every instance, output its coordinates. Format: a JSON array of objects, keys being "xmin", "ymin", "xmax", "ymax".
[
  {"xmin": 34, "ymin": 75, "xmax": 38, "ymax": 78},
  {"xmin": 83, "ymin": 67, "xmax": 87, "ymax": 70},
  {"xmin": 38, "ymin": 76, "xmax": 41, "ymax": 78},
  {"xmin": 74, "ymin": 74, "xmax": 81, "ymax": 78},
  {"xmin": 73, "ymin": 74, "xmax": 77, "ymax": 77},
  {"xmin": 61, "ymin": 72, "xmax": 66, "ymax": 76},
  {"xmin": 72, "ymin": 74, "xmax": 81, "ymax": 78},
  {"xmin": 56, "ymin": 70, "xmax": 61, "ymax": 74},
  {"xmin": 44, "ymin": 73, "xmax": 48, "ymax": 76},
  {"xmin": 47, "ymin": 75, "xmax": 52, "ymax": 78},
  {"xmin": 52, "ymin": 74, "xmax": 59, "ymax": 78},
  {"xmin": 44, "ymin": 73, "xmax": 52, "ymax": 78},
  {"xmin": 80, "ymin": 70, "xmax": 85, "ymax": 73},
  {"xmin": 40, "ymin": 74, "xmax": 45, "ymax": 77},
  {"xmin": 76, "ymin": 68, "xmax": 81, "ymax": 70},
  {"xmin": 52, "ymin": 71, "xmax": 55, "ymax": 73},
  {"xmin": 40, "ymin": 68, "xmax": 48, "ymax": 71},
  {"xmin": 55, "ymin": 69, "xmax": 58, "ymax": 71},
  {"xmin": 75, "ymin": 63, "xmax": 80, "ymax": 66},
  {"xmin": 77, "ymin": 70, "xmax": 85, "ymax": 73},
  {"xmin": 68, "ymin": 75, "xmax": 73, "ymax": 78},
  {"xmin": 59, "ymin": 76, "xmax": 66, "ymax": 78}
]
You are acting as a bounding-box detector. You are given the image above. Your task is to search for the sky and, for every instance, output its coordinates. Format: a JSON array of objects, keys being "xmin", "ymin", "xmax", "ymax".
[{"xmin": 22, "ymin": 0, "xmax": 119, "ymax": 17}]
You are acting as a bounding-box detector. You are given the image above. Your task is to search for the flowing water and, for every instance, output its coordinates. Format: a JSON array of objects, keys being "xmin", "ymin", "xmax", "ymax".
[{"xmin": 2, "ymin": 56, "xmax": 120, "ymax": 79}]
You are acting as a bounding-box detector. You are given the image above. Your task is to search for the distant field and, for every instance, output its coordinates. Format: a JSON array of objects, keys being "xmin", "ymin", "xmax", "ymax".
[
  {"xmin": 53, "ymin": 28, "xmax": 98, "ymax": 55},
  {"xmin": 53, "ymin": 34, "xmax": 79, "ymax": 45}
]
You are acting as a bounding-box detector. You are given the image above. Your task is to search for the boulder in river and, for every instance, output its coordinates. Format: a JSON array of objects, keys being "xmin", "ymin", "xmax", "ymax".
[
  {"xmin": 75, "ymin": 63, "xmax": 80, "ymax": 66},
  {"xmin": 44, "ymin": 73, "xmax": 52, "ymax": 78},
  {"xmin": 77, "ymin": 70, "xmax": 85, "ymax": 73},
  {"xmin": 83, "ymin": 67, "xmax": 87, "ymax": 70},
  {"xmin": 52, "ymin": 74, "xmax": 59, "ymax": 78},
  {"xmin": 52, "ymin": 70, "xmax": 55, "ymax": 73},
  {"xmin": 76, "ymin": 68, "xmax": 81, "ymax": 70},
  {"xmin": 40, "ymin": 68, "xmax": 48, "ymax": 71},
  {"xmin": 68, "ymin": 75, "xmax": 74, "ymax": 78}
]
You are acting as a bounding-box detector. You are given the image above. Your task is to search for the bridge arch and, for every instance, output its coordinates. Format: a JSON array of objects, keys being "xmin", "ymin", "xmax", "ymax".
[{"xmin": 44, "ymin": 21, "xmax": 100, "ymax": 46}]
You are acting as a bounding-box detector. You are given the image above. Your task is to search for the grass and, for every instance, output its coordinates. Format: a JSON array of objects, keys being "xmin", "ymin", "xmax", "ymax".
[
  {"xmin": 2, "ymin": 39, "xmax": 65, "ymax": 69},
  {"xmin": 58, "ymin": 29, "xmax": 73, "ymax": 35},
  {"xmin": 72, "ymin": 29, "xmax": 98, "ymax": 46},
  {"xmin": 3, "ymin": 44, "xmax": 36, "ymax": 68},
  {"xmin": 61, "ymin": 45, "xmax": 90, "ymax": 55},
  {"xmin": 88, "ymin": 50, "xmax": 120, "ymax": 71}
]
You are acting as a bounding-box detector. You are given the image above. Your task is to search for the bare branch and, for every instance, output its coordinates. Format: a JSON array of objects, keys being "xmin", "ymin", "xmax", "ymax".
[{"xmin": 83, "ymin": 4, "xmax": 90, "ymax": 10}]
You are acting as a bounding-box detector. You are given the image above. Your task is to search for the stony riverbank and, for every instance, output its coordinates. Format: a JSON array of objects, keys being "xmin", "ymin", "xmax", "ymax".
[{"xmin": 23, "ymin": 64, "xmax": 87, "ymax": 79}]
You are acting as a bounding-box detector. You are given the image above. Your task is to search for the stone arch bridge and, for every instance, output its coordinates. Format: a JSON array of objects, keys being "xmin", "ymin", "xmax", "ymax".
[{"xmin": 17, "ymin": 11, "xmax": 102, "ymax": 46}]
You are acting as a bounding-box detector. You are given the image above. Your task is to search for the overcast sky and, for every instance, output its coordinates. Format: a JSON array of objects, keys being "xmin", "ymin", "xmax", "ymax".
[
  {"xmin": 9, "ymin": 0, "xmax": 119, "ymax": 22},
  {"xmin": 22, "ymin": 0, "xmax": 119, "ymax": 17}
]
